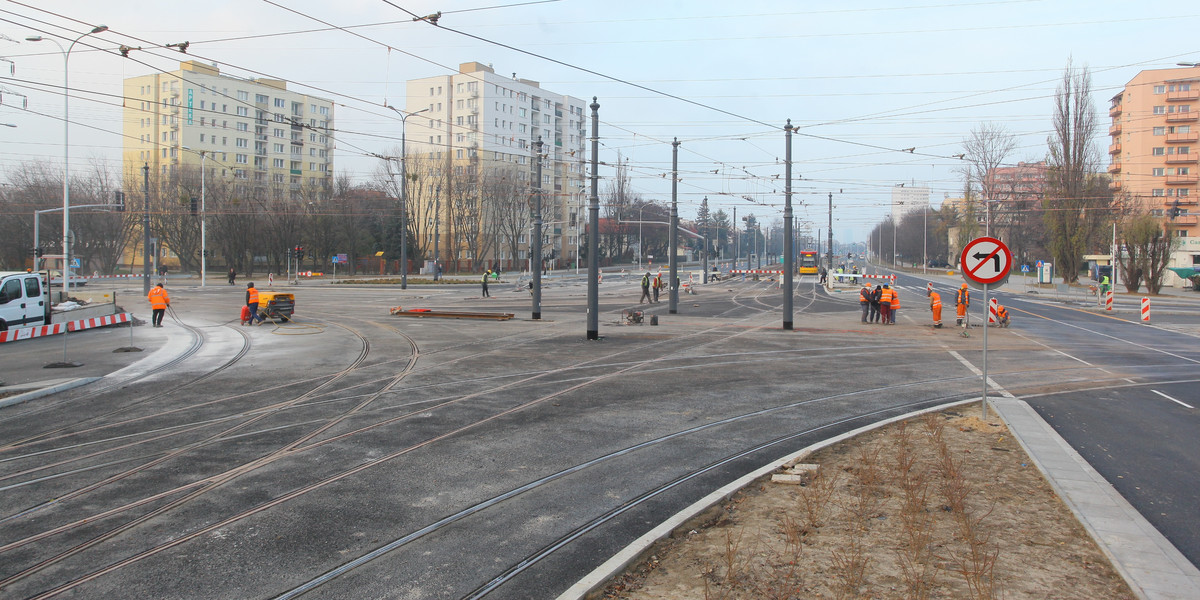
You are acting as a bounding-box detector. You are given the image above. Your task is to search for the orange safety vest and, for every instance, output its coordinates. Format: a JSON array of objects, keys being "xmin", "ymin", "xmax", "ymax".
[
  {"xmin": 879, "ymin": 287, "xmax": 894, "ymax": 305},
  {"xmin": 956, "ymin": 287, "xmax": 970, "ymax": 307},
  {"xmin": 147, "ymin": 286, "xmax": 169, "ymax": 310},
  {"xmin": 929, "ymin": 291, "xmax": 942, "ymax": 310},
  {"xmin": 860, "ymin": 287, "xmax": 871, "ymax": 303},
  {"xmin": 247, "ymin": 287, "xmax": 259, "ymax": 305},
  {"xmin": 998, "ymin": 306, "xmax": 1009, "ymax": 320},
  {"xmin": 890, "ymin": 288, "xmax": 900, "ymax": 309}
]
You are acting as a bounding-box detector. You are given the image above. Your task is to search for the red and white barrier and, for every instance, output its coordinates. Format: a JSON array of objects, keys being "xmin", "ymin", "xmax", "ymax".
[
  {"xmin": 0, "ymin": 323, "xmax": 65, "ymax": 343},
  {"xmin": 1141, "ymin": 297, "xmax": 1150, "ymax": 322},
  {"xmin": 0, "ymin": 312, "xmax": 132, "ymax": 343},
  {"xmin": 67, "ymin": 312, "xmax": 131, "ymax": 332},
  {"xmin": 731, "ymin": 269, "xmax": 783, "ymax": 275},
  {"xmin": 988, "ymin": 297, "xmax": 999, "ymax": 324},
  {"xmin": 1105, "ymin": 291, "xmax": 1113, "ymax": 311},
  {"xmin": 80, "ymin": 274, "xmax": 141, "ymax": 280},
  {"xmin": 860, "ymin": 274, "xmax": 897, "ymax": 281}
]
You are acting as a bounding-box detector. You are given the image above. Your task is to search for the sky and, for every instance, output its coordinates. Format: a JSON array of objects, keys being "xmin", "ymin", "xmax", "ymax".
[{"xmin": 3, "ymin": 0, "xmax": 1199, "ymax": 243}]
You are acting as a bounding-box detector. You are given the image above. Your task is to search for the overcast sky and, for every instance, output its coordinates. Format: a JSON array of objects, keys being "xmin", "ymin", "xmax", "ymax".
[{"xmin": 4, "ymin": 0, "xmax": 1198, "ymax": 242}]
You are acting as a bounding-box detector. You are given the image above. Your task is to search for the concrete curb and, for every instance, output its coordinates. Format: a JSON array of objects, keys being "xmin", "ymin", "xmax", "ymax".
[
  {"xmin": 989, "ymin": 397, "xmax": 1200, "ymax": 600},
  {"xmin": 555, "ymin": 399, "xmax": 975, "ymax": 600},
  {"xmin": 0, "ymin": 377, "xmax": 101, "ymax": 410}
]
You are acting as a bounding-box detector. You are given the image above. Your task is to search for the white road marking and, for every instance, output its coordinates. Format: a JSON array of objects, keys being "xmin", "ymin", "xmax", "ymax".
[{"xmin": 1152, "ymin": 389, "xmax": 1194, "ymax": 409}]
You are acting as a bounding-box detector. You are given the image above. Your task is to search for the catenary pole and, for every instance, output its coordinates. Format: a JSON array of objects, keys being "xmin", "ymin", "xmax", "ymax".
[
  {"xmin": 143, "ymin": 163, "xmax": 151, "ymax": 295},
  {"xmin": 783, "ymin": 120, "xmax": 794, "ymax": 330},
  {"xmin": 532, "ymin": 136, "xmax": 543, "ymax": 320},
  {"xmin": 587, "ymin": 98, "xmax": 600, "ymax": 339},
  {"xmin": 669, "ymin": 138, "xmax": 680, "ymax": 314}
]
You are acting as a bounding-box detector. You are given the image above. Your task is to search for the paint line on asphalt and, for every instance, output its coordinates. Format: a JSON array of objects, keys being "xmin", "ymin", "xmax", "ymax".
[
  {"xmin": 946, "ymin": 350, "xmax": 1017, "ymax": 399},
  {"xmin": 1152, "ymin": 389, "xmax": 1194, "ymax": 409},
  {"xmin": 1009, "ymin": 330, "xmax": 1097, "ymax": 367},
  {"xmin": 1008, "ymin": 303, "xmax": 1200, "ymax": 366}
]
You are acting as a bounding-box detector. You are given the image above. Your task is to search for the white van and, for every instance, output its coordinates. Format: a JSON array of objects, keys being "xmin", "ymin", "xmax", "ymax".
[{"xmin": 0, "ymin": 271, "xmax": 50, "ymax": 331}]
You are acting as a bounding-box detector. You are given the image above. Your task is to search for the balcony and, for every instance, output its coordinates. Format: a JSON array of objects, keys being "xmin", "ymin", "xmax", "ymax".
[
  {"xmin": 1108, "ymin": 142, "xmax": 1121, "ymax": 154},
  {"xmin": 1167, "ymin": 89, "xmax": 1200, "ymax": 101},
  {"xmin": 1170, "ymin": 196, "xmax": 1199, "ymax": 205},
  {"xmin": 1109, "ymin": 179, "xmax": 1122, "ymax": 191},
  {"xmin": 1109, "ymin": 103, "xmax": 1122, "ymax": 117},
  {"xmin": 1166, "ymin": 153, "xmax": 1196, "ymax": 164},
  {"xmin": 1109, "ymin": 123, "xmax": 1122, "ymax": 136},
  {"xmin": 1173, "ymin": 214, "xmax": 1198, "ymax": 225},
  {"xmin": 1166, "ymin": 174, "xmax": 1198, "ymax": 185},
  {"xmin": 1107, "ymin": 162, "xmax": 1121, "ymax": 174},
  {"xmin": 1167, "ymin": 112, "xmax": 1198, "ymax": 123},
  {"xmin": 1167, "ymin": 132, "xmax": 1199, "ymax": 143}
]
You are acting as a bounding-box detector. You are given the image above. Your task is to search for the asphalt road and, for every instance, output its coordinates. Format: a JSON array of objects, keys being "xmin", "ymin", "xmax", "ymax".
[{"xmin": 0, "ymin": 269, "xmax": 1197, "ymax": 599}]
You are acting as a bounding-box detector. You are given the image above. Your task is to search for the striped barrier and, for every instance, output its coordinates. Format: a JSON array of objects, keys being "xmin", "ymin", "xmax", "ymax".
[
  {"xmin": 1141, "ymin": 297, "xmax": 1150, "ymax": 322},
  {"xmin": 81, "ymin": 274, "xmax": 141, "ymax": 280},
  {"xmin": 988, "ymin": 297, "xmax": 998, "ymax": 324},
  {"xmin": 0, "ymin": 312, "xmax": 132, "ymax": 344},
  {"xmin": 0, "ymin": 323, "xmax": 65, "ymax": 343},
  {"xmin": 1105, "ymin": 291, "xmax": 1113, "ymax": 311},
  {"xmin": 731, "ymin": 270, "xmax": 783, "ymax": 275}
]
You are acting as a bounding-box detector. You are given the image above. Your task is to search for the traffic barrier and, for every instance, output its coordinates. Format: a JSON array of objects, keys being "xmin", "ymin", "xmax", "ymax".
[
  {"xmin": 1141, "ymin": 297, "xmax": 1150, "ymax": 322},
  {"xmin": 80, "ymin": 274, "xmax": 141, "ymax": 280},
  {"xmin": 268, "ymin": 273, "xmax": 274, "ymax": 286},
  {"xmin": 598, "ymin": 273, "xmax": 603, "ymax": 284},
  {"xmin": 730, "ymin": 269, "xmax": 783, "ymax": 275},
  {"xmin": 67, "ymin": 312, "xmax": 132, "ymax": 332},
  {"xmin": 988, "ymin": 297, "xmax": 998, "ymax": 324},
  {"xmin": 1105, "ymin": 291, "xmax": 1113, "ymax": 311},
  {"xmin": 0, "ymin": 323, "xmax": 65, "ymax": 343}
]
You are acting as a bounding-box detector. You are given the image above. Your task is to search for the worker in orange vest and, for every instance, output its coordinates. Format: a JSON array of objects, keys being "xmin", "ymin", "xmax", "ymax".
[
  {"xmin": 878, "ymin": 284, "xmax": 894, "ymax": 325},
  {"xmin": 859, "ymin": 283, "xmax": 872, "ymax": 323},
  {"xmin": 245, "ymin": 282, "xmax": 263, "ymax": 325},
  {"xmin": 888, "ymin": 285, "xmax": 900, "ymax": 324},
  {"xmin": 147, "ymin": 283, "xmax": 170, "ymax": 328},
  {"xmin": 929, "ymin": 289, "xmax": 943, "ymax": 328},
  {"xmin": 997, "ymin": 303, "xmax": 1010, "ymax": 328},
  {"xmin": 955, "ymin": 283, "xmax": 970, "ymax": 328}
]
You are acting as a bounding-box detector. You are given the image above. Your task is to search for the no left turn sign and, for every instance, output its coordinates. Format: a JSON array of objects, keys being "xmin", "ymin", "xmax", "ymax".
[{"xmin": 960, "ymin": 236, "xmax": 1012, "ymax": 285}]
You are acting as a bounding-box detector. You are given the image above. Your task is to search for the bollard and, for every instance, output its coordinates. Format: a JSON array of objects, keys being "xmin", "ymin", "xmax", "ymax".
[
  {"xmin": 1141, "ymin": 297, "xmax": 1150, "ymax": 322},
  {"xmin": 1105, "ymin": 291, "xmax": 1113, "ymax": 311},
  {"xmin": 988, "ymin": 297, "xmax": 998, "ymax": 324}
]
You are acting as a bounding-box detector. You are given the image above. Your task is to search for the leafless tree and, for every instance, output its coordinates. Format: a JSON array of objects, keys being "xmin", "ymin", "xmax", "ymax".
[{"xmin": 1044, "ymin": 59, "xmax": 1111, "ymax": 283}]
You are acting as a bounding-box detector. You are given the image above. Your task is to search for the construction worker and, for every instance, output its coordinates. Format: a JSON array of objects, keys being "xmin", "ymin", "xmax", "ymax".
[
  {"xmin": 889, "ymin": 285, "xmax": 900, "ymax": 324},
  {"xmin": 859, "ymin": 283, "xmax": 872, "ymax": 323},
  {"xmin": 147, "ymin": 283, "xmax": 170, "ymax": 328},
  {"xmin": 640, "ymin": 272, "xmax": 653, "ymax": 303},
  {"xmin": 653, "ymin": 272, "xmax": 662, "ymax": 303},
  {"xmin": 879, "ymin": 284, "xmax": 894, "ymax": 325},
  {"xmin": 245, "ymin": 282, "xmax": 263, "ymax": 325},
  {"xmin": 955, "ymin": 283, "xmax": 970, "ymax": 327},
  {"xmin": 997, "ymin": 303, "xmax": 1010, "ymax": 327},
  {"xmin": 870, "ymin": 284, "xmax": 883, "ymax": 323},
  {"xmin": 481, "ymin": 270, "xmax": 491, "ymax": 298},
  {"xmin": 1100, "ymin": 272, "xmax": 1111, "ymax": 295},
  {"xmin": 929, "ymin": 289, "xmax": 943, "ymax": 328}
]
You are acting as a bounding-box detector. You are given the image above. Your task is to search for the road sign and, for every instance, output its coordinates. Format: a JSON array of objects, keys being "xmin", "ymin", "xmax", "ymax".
[
  {"xmin": 960, "ymin": 236, "xmax": 1012, "ymax": 285},
  {"xmin": 1020, "ymin": 264, "xmax": 1030, "ymax": 273},
  {"xmin": 1036, "ymin": 260, "xmax": 1044, "ymax": 268}
]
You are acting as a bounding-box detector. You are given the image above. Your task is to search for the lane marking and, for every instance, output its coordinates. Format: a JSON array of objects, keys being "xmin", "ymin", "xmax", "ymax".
[
  {"xmin": 947, "ymin": 350, "xmax": 1017, "ymax": 399},
  {"xmin": 1153, "ymin": 389, "xmax": 1194, "ymax": 409},
  {"xmin": 1005, "ymin": 304, "xmax": 1200, "ymax": 366}
]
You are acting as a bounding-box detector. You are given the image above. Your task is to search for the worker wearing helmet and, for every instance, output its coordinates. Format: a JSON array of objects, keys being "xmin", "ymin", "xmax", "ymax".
[
  {"xmin": 878, "ymin": 284, "xmax": 894, "ymax": 325},
  {"xmin": 889, "ymin": 285, "xmax": 900, "ymax": 324},
  {"xmin": 955, "ymin": 283, "xmax": 970, "ymax": 327},
  {"xmin": 997, "ymin": 303, "xmax": 1010, "ymax": 328},
  {"xmin": 245, "ymin": 283, "xmax": 263, "ymax": 325}
]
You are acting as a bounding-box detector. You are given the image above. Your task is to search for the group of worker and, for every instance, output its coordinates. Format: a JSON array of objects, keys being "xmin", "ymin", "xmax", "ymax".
[
  {"xmin": 858, "ymin": 282, "xmax": 900, "ymax": 324},
  {"xmin": 863, "ymin": 281, "xmax": 1010, "ymax": 329}
]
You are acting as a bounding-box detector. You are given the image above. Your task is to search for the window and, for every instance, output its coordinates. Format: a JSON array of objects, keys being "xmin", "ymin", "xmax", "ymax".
[
  {"xmin": 1154, "ymin": 127, "xmax": 1166, "ymax": 135},
  {"xmin": 1154, "ymin": 168, "xmax": 1166, "ymax": 176},
  {"xmin": 273, "ymin": 158, "xmax": 285, "ymax": 168},
  {"xmin": 1153, "ymin": 147, "xmax": 1166, "ymax": 156},
  {"xmin": 200, "ymin": 134, "xmax": 206, "ymax": 142},
  {"xmin": 1181, "ymin": 167, "xmax": 1192, "ymax": 175},
  {"xmin": 236, "ymin": 138, "xmax": 248, "ymax": 148},
  {"xmin": 1154, "ymin": 105, "xmax": 1167, "ymax": 115},
  {"xmin": 274, "ymin": 98, "xmax": 285, "ymax": 108},
  {"xmin": 1180, "ymin": 189, "xmax": 1191, "ymax": 197},
  {"xmin": 1155, "ymin": 85, "xmax": 1167, "ymax": 94},
  {"xmin": 236, "ymin": 122, "xmax": 249, "ymax": 131},
  {"xmin": 236, "ymin": 154, "xmax": 248, "ymax": 164},
  {"xmin": 256, "ymin": 94, "xmax": 268, "ymax": 104},
  {"xmin": 274, "ymin": 143, "xmax": 284, "ymax": 153},
  {"xmin": 1153, "ymin": 189, "xmax": 1166, "ymax": 196},
  {"xmin": 237, "ymin": 91, "xmax": 249, "ymax": 101}
]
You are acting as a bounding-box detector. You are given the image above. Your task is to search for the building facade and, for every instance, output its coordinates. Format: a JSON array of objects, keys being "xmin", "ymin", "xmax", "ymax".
[
  {"xmin": 1109, "ymin": 67, "xmax": 1200, "ymax": 276},
  {"xmin": 123, "ymin": 61, "xmax": 335, "ymax": 203},
  {"xmin": 890, "ymin": 184, "xmax": 930, "ymax": 223},
  {"xmin": 404, "ymin": 62, "xmax": 587, "ymax": 271}
]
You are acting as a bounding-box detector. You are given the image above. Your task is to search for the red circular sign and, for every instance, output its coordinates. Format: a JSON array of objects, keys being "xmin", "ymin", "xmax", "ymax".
[{"xmin": 959, "ymin": 236, "xmax": 1012, "ymax": 285}]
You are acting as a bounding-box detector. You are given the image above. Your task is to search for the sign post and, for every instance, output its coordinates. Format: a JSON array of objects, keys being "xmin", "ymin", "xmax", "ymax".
[{"xmin": 960, "ymin": 236, "xmax": 1013, "ymax": 420}]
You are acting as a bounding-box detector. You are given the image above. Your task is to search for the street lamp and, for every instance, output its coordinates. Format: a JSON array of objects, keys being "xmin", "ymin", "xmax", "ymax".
[
  {"xmin": 27, "ymin": 25, "xmax": 108, "ymax": 293},
  {"xmin": 385, "ymin": 105, "xmax": 430, "ymax": 290},
  {"xmin": 182, "ymin": 146, "xmax": 207, "ymax": 286}
]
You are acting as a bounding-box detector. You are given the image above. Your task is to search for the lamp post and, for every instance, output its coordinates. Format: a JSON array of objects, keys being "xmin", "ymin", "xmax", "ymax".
[
  {"xmin": 386, "ymin": 105, "xmax": 430, "ymax": 289},
  {"xmin": 182, "ymin": 146, "xmax": 207, "ymax": 286},
  {"xmin": 27, "ymin": 25, "xmax": 107, "ymax": 293}
]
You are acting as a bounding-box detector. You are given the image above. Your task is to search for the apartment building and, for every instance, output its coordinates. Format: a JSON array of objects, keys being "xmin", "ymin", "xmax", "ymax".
[
  {"xmin": 123, "ymin": 61, "xmax": 334, "ymax": 202},
  {"xmin": 404, "ymin": 62, "xmax": 587, "ymax": 271},
  {"xmin": 1109, "ymin": 67, "xmax": 1200, "ymax": 274},
  {"xmin": 890, "ymin": 184, "xmax": 930, "ymax": 223}
]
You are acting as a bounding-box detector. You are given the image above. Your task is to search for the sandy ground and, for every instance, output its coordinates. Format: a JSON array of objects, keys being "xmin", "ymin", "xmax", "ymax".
[{"xmin": 599, "ymin": 408, "xmax": 1134, "ymax": 599}]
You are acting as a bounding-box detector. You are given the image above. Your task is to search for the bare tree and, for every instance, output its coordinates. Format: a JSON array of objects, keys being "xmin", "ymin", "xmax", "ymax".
[{"xmin": 1044, "ymin": 60, "xmax": 1111, "ymax": 283}]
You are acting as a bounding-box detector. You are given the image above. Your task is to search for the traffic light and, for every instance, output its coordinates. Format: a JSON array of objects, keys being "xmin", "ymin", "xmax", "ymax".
[
  {"xmin": 190, "ymin": 197, "xmax": 199, "ymax": 215},
  {"xmin": 30, "ymin": 247, "xmax": 43, "ymax": 257},
  {"xmin": 114, "ymin": 191, "xmax": 125, "ymax": 212},
  {"xmin": 294, "ymin": 246, "xmax": 304, "ymax": 259}
]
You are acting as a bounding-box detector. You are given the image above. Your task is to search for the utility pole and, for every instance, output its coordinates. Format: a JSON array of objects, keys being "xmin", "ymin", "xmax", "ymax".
[
  {"xmin": 433, "ymin": 184, "xmax": 441, "ymax": 281},
  {"xmin": 733, "ymin": 206, "xmax": 738, "ymax": 271},
  {"xmin": 142, "ymin": 163, "xmax": 151, "ymax": 295},
  {"xmin": 702, "ymin": 197, "xmax": 709, "ymax": 284},
  {"xmin": 587, "ymin": 98, "xmax": 601, "ymax": 340},
  {"xmin": 827, "ymin": 191, "xmax": 834, "ymax": 270},
  {"xmin": 532, "ymin": 136, "xmax": 543, "ymax": 320},
  {"xmin": 783, "ymin": 120, "xmax": 794, "ymax": 330},
  {"xmin": 669, "ymin": 138, "xmax": 680, "ymax": 314}
]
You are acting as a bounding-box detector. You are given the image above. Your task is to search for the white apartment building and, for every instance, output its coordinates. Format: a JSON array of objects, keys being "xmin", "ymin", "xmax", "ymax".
[
  {"xmin": 890, "ymin": 184, "xmax": 930, "ymax": 223},
  {"xmin": 404, "ymin": 62, "xmax": 587, "ymax": 270},
  {"xmin": 123, "ymin": 61, "xmax": 335, "ymax": 202}
]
